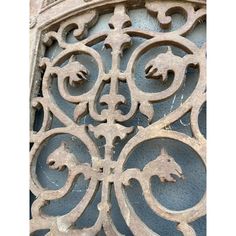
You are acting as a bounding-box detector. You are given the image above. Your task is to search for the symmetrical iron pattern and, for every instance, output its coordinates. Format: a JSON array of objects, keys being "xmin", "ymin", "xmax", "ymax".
[{"xmin": 30, "ymin": 0, "xmax": 206, "ymax": 235}]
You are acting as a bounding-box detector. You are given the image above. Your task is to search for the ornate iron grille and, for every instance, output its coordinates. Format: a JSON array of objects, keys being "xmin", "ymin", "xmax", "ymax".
[{"xmin": 30, "ymin": 0, "xmax": 206, "ymax": 235}]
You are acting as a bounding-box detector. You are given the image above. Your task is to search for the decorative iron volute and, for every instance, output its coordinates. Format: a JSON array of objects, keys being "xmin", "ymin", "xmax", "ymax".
[{"xmin": 30, "ymin": 0, "xmax": 206, "ymax": 235}]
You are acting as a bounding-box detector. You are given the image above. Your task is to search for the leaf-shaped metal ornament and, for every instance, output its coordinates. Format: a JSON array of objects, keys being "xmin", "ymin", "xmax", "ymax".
[
  {"xmin": 104, "ymin": 4, "xmax": 131, "ymax": 53},
  {"xmin": 139, "ymin": 101, "xmax": 154, "ymax": 123},
  {"xmin": 73, "ymin": 101, "xmax": 88, "ymax": 122}
]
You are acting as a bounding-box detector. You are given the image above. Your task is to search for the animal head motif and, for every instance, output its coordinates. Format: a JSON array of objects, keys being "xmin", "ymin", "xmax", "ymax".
[
  {"xmin": 47, "ymin": 142, "xmax": 78, "ymax": 171},
  {"xmin": 145, "ymin": 47, "xmax": 183, "ymax": 81},
  {"xmin": 144, "ymin": 148, "xmax": 183, "ymax": 182},
  {"xmin": 56, "ymin": 55, "xmax": 89, "ymax": 87}
]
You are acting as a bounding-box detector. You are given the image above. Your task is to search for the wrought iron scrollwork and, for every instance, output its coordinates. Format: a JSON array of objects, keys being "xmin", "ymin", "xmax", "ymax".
[{"xmin": 30, "ymin": 1, "xmax": 206, "ymax": 235}]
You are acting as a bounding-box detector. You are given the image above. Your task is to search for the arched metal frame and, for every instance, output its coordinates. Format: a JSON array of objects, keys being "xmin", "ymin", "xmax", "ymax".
[{"xmin": 30, "ymin": 0, "xmax": 206, "ymax": 235}]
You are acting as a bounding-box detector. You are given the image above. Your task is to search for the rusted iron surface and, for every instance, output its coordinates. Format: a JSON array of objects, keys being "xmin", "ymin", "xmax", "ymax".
[{"xmin": 30, "ymin": 0, "xmax": 206, "ymax": 235}]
